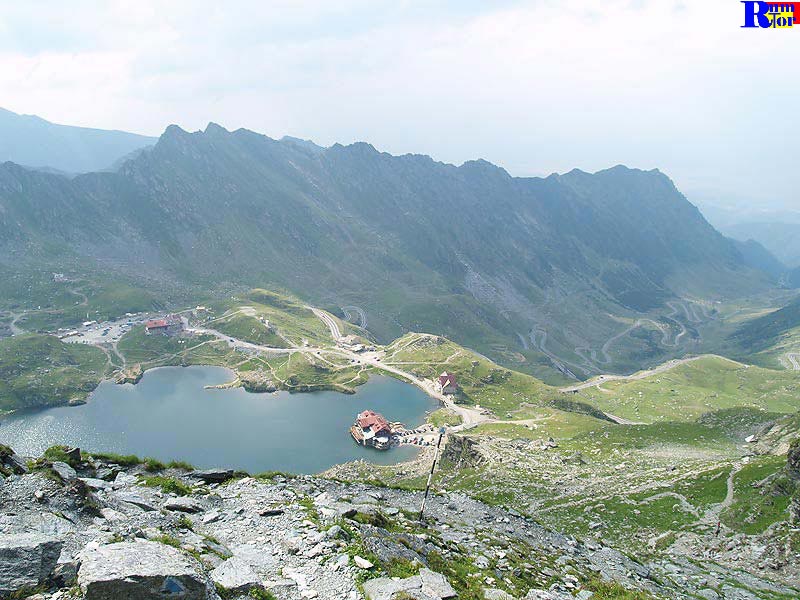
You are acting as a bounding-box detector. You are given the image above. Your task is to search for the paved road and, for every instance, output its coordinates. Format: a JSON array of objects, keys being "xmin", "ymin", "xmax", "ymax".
[
  {"xmin": 305, "ymin": 310, "xmax": 487, "ymax": 428},
  {"xmin": 8, "ymin": 312, "xmax": 25, "ymax": 336},
  {"xmin": 788, "ymin": 353, "xmax": 800, "ymax": 371},
  {"xmin": 558, "ymin": 355, "xmax": 710, "ymax": 392},
  {"xmin": 341, "ymin": 305, "xmax": 367, "ymax": 329},
  {"xmin": 309, "ymin": 307, "xmax": 342, "ymax": 340},
  {"xmin": 193, "ymin": 326, "xmax": 297, "ymax": 355}
]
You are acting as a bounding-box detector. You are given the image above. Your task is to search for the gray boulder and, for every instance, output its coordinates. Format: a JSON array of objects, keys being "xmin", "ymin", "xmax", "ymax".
[
  {"xmin": 363, "ymin": 569, "xmax": 456, "ymax": 600},
  {"xmin": 485, "ymin": 590, "xmax": 516, "ymax": 600},
  {"xmin": 524, "ymin": 590, "xmax": 573, "ymax": 599},
  {"xmin": 189, "ymin": 468, "xmax": 234, "ymax": 483},
  {"xmin": 0, "ymin": 533, "xmax": 63, "ymax": 596},
  {"xmin": 164, "ymin": 497, "xmax": 205, "ymax": 513},
  {"xmin": 363, "ymin": 575, "xmax": 424, "ymax": 600},
  {"xmin": 51, "ymin": 461, "xmax": 77, "ymax": 482},
  {"xmin": 114, "ymin": 492, "xmax": 158, "ymax": 512},
  {"xmin": 2, "ymin": 452, "xmax": 29, "ymax": 475},
  {"xmin": 420, "ymin": 568, "xmax": 457, "ymax": 599},
  {"xmin": 78, "ymin": 540, "xmax": 218, "ymax": 600},
  {"xmin": 209, "ymin": 556, "xmax": 261, "ymax": 594}
]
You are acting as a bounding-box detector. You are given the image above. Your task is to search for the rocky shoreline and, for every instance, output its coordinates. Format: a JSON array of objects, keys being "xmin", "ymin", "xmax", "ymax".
[{"xmin": 2, "ymin": 446, "xmax": 798, "ymax": 600}]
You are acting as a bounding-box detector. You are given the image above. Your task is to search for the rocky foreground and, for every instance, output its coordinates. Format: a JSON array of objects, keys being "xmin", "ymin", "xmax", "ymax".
[{"xmin": 1, "ymin": 446, "xmax": 798, "ymax": 600}]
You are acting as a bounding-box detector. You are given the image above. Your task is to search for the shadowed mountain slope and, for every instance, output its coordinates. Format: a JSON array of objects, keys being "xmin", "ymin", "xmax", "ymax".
[{"xmin": 0, "ymin": 123, "xmax": 771, "ymax": 376}]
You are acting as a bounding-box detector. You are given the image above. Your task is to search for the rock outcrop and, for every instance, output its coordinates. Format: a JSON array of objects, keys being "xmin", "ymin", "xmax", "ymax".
[
  {"xmin": 441, "ymin": 434, "xmax": 486, "ymax": 469},
  {"xmin": 1, "ymin": 445, "xmax": 798, "ymax": 600},
  {"xmin": 0, "ymin": 444, "xmax": 29, "ymax": 475},
  {"xmin": 189, "ymin": 468, "xmax": 235, "ymax": 483},
  {"xmin": 78, "ymin": 540, "xmax": 217, "ymax": 600},
  {"xmin": 788, "ymin": 438, "xmax": 800, "ymax": 524},
  {"xmin": 0, "ymin": 533, "xmax": 63, "ymax": 595}
]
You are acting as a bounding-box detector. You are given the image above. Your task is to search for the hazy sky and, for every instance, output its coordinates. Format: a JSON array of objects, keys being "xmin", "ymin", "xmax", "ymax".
[{"xmin": 0, "ymin": 0, "xmax": 797, "ymax": 209}]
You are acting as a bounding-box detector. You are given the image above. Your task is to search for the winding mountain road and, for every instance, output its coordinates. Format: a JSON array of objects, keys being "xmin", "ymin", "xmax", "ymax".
[
  {"xmin": 558, "ymin": 355, "xmax": 709, "ymax": 392},
  {"xmin": 341, "ymin": 306, "xmax": 367, "ymax": 329},
  {"xmin": 199, "ymin": 307, "xmax": 489, "ymax": 429},
  {"xmin": 309, "ymin": 307, "xmax": 342, "ymax": 340},
  {"xmin": 788, "ymin": 353, "xmax": 800, "ymax": 371}
]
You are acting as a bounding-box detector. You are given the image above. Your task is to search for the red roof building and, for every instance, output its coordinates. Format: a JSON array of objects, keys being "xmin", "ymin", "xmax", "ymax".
[
  {"xmin": 145, "ymin": 314, "xmax": 184, "ymax": 336},
  {"xmin": 437, "ymin": 372, "xmax": 458, "ymax": 395},
  {"xmin": 357, "ymin": 410, "xmax": 391, "ymax": 433},
  {"xmin": 351, "ymin": 410, "xmax": 393, "ymax": 449},
  {"xmin": 145, "ymin": 319, "xmax": 168, "ymax": 331}
]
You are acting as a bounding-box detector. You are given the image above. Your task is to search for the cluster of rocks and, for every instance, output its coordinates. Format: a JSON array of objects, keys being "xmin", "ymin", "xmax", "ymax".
[
  {"xmin": 0, "ymin": 444, "xmax": 28, "ymax": 477},
  {"xmin": 2, "ymin": 446, "xmax": 798, "ymax": 600}
]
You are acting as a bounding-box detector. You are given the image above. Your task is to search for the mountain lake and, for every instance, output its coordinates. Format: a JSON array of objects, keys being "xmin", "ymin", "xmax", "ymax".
[{"xmin": 0, "ymin": 366, "xmax": 438, "ymax": 474}]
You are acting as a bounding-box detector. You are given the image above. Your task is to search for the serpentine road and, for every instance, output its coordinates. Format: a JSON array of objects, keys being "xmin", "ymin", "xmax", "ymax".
[
  {"xmin": 309, "ymin": 307, "xmax": 342, "ymax": 340},
  {"xmin": 788, "ymin": 353, "xmax": 800, "ymax": 371}
]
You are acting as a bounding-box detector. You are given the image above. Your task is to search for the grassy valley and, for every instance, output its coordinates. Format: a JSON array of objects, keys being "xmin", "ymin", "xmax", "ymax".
[{"xmin": 1, "ymin": 276, "xmax": 798, "ymax": 594}]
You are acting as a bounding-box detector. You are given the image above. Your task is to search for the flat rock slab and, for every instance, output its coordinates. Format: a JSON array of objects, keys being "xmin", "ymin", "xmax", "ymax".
[
  {"xmin": 363, "ymin": 569, "xmax": 456, "ymax": 600},
  {"xmin": 210, "ymin": 556, "xmax": 261, "ymax": 593},
  {"xmin": 78, "ymin": 540, "xmax": 217, "ymax": 600},
  {"xmin": 189, "ymin": 469, "xmax": 234, "ymax": 483},
  {"xmin": 0, "ymin": 532, "xmax": 63, "ymax": 596},
  {"xmin": 364, "ymin": 575, "xmax": 422, "ymax": 600},
  {"xmin": 114, "ymin": 492, "xmax": 158, "ymax": 512},
  {"xmin": 484, "ymin": 590, "xmax": 516, "ymax": 600},
  {"xmin": 51, "ymin": 461, "xmax": 77, "ymax": 482},
  {"xmin": 524, "ymin": 591, "xmax": 574, "ymax": 600},
  {"xmin": 164, "ymin": 497, "xmax": 205, "ymax": 513},
  {"xmin": 80, "ymin": 477, "xmax": 113, "ymax": 491},
  {"xmin": 419, "ymin": 569, "xmax": 457, "ymax": 599}
]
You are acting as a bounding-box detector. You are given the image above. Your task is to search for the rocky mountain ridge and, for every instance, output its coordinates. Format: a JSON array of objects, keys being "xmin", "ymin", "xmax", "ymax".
[
  {"xmin": 2, "ymin": 445, "xmax": 798, "ymax": 600},
  {"xmin": 0, "ymin": 123, "xmax": 774, "ymax": 377}
]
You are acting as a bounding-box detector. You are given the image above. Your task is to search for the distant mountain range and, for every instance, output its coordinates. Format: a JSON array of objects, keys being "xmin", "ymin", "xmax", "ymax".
[
  {"xmin": 789, "ymin": 267, "xmax": 800, "ymax": 288},
  {"xmin": 697, "ymin": 200, "xmax": 800, "ymax": 270},
  {"xmin": 721, "ymin": 222, "xmax": 800, "ymax": 270},
  {"xmin": 0, "ymin": 107, "xmax": 156, "ymax": 174},
  {"xmin": 730, "ymin": 238, "xmax": 788, "ymax": 280},
  {"xmin": 0, "ymin": 122, "xmax": 780, "ymax": 376}
]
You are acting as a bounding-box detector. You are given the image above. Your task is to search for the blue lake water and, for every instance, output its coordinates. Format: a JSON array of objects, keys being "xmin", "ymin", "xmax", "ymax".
[{"xmin": 0, "ymin": 366, "xmax": 438, "ymax": 474}]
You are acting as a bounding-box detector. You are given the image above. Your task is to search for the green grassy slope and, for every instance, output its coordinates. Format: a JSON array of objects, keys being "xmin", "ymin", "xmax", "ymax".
[
  {"xmin": 0, "ymin": 125, "xmax": 773, "ymax": 378},
  {"xmin": 384, "ymin": 332, "xmax": 562, "ymax": 415},
  {"xmin": 208, "ymin": 312, "xmax": 291, "ymax": 348},
  {"xmin": 725, "ymin": 297, "xmax": 800, "ymax": 368},
  {"xmin": 343, "ymin": 345, "xmax": 800, "ymax": 561},
  {"xmin": 0, "ymin": 334, "xmax": 108, "ymax": 412},
  {"xmin": 572, "ymin": 356, "xmax": 800, "ymax": 424}
]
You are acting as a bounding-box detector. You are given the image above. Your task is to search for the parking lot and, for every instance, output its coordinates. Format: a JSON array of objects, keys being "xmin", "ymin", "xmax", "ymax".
[{"xmin": 62, "ymin": 314, "xmax": 151, "ymax": 346}]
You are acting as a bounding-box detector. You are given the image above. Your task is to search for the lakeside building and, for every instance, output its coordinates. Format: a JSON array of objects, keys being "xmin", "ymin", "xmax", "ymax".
[
  {"xmin": 436, "ymin": 371, "xmax": 458, "ymax": 395},
  {"xmin": 145, "ymin": 314, "xmax": 184, "ymax": 336},
  {"xmin": 350, "ymin": 410, "xmax": 394, "ymax": 450}
]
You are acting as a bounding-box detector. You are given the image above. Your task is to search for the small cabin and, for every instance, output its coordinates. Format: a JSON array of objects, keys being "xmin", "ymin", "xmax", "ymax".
[{"xmin": 437, "ymin": 371, "xmax": 458, "ymax": 395}]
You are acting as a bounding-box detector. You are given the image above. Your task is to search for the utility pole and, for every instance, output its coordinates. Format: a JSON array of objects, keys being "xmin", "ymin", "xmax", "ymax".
[{"xmin": 419, "ymin": 427, "xmax": 446, "ymax": 521}]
